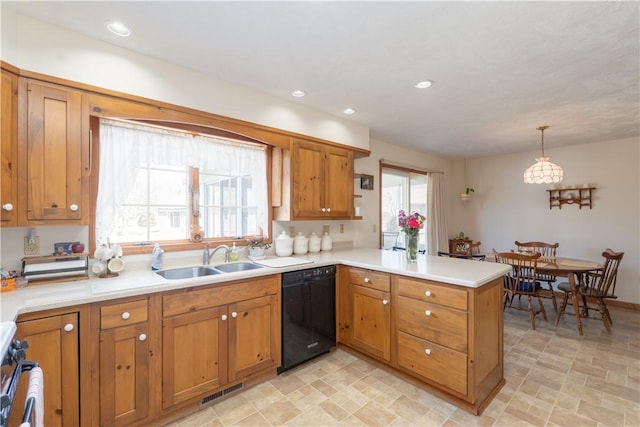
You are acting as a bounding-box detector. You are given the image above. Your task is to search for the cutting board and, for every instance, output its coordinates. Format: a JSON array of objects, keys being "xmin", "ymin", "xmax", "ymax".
[{"xmin": 254, "ymin": 257, "xmax": 314, "ymax": 268}]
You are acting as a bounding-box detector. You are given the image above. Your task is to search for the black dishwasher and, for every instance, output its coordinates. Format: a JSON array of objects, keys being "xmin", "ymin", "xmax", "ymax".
[{"xmin": 279, "ymin": 265, "xmax": 336, "ymax": 373}]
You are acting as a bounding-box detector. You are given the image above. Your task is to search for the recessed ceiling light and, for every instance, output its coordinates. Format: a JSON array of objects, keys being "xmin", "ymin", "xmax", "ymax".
[
  {"xmin": 291, "ymin": 90, "xmax": 305, "ymax": 98},
  {"xmin": 414, "ymin": 80, "xmax": 433, "ymax": 89},
  {"xmin": 343, "ymin": 108, "xmax": 356, "ymax": 115},
  {"xmin": 106, "ymin": 21, "xmax": 131, "ymax": 37}
]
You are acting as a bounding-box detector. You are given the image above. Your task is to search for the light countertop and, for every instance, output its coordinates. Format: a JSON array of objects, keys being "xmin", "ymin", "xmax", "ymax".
[{"xmin": 0, "ymin": 248, "xmax": 510, "ymax": 356}]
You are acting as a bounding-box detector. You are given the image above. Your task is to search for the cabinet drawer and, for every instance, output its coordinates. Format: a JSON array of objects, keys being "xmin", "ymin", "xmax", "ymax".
[
  {"xmin": 100, "ymin": 298, "xmax": 148, "ymax": 330},
  {"xmin": 397, "ymin": 296, "xmax": 467, "ymax": 352},
  {"xmin": 163, "ymin": 275, "xmax": 279, "ymax": 317},
  {"xmin": 397, "ymin": 276, "xmax": 467, "ymax": 310},
  {"xmin": 397, "ymin": 331, "xmax": 467, "ymax": 396},
  {"xmin": 348, "ymin": 268, "xmax": 390, "ymax": 292}
]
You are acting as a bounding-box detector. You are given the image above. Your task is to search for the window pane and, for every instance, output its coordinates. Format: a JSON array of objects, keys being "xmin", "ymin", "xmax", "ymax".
[
  {"xmin": 381, "ymin": 168, "xmax": 429, "ymax": 250},
  {"xmin": 96, "ymin": 118, "xmax": 268, "ymax": 246}
]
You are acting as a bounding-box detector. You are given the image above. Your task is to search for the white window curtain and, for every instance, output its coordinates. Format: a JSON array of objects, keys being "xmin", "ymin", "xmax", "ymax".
[
  {"xmin": 95, "ymin": 119, "xmax": 268, "ymax": 245},
  {"xmin": 427, "ymin": 172, "xmax": 448, "ymax": 255}
]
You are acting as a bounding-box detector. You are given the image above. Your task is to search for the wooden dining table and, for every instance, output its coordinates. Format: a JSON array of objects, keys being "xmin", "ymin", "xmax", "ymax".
[{"xmin": 535, "ymin": 257, "xmax": 601, "ymax": 335}]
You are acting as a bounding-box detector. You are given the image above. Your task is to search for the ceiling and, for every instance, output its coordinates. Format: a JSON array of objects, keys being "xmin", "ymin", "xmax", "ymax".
[{"xmin": 4, "ymin": 1, "xmax": 639, "ymax": 159}]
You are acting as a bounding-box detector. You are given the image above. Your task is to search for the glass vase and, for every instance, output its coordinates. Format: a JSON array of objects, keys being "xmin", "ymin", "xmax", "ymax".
[{"xmin": 406, "ymin": 234, "xmax": 418, "ymax": 263}]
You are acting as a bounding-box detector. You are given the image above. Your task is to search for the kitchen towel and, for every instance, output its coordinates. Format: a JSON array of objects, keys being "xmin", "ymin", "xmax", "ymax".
[
  {"xmin": 254, "ymin": 257, "xmax": 314, "ymax": 268},
  {"xmin": 21, "ymin": 367, "xmax": 44, "ymax": 427}
]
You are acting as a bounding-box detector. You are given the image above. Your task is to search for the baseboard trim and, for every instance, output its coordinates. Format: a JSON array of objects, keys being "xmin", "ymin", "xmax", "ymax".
[{"xmin": 607, "ymin": 300, "xmax": 640, "ymax": 311}]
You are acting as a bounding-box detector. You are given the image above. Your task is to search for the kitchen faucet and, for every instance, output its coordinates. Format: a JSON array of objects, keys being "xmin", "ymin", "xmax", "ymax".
[{"xmin": 203, "ymin": 243, "xmax": 231, "ymax": 265}]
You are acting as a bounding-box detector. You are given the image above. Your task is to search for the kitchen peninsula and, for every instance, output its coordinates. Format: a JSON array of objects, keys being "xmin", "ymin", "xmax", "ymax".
[{"xmin": 1, "ymin": 249, "xmax": 510, "ymax": 425}]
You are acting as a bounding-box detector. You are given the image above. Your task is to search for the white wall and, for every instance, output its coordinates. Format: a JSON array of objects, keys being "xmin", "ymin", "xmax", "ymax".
[
  {"xmin": 0, "ymin": 9, "xmax": 369, "ymax": 150},
  {"xmin": 352, "ymin": 138, "xmax": 453, "ymax": 249},
  {"xmin": 449, "ymin": 137, "xmax": 640, "ymax": 304}
]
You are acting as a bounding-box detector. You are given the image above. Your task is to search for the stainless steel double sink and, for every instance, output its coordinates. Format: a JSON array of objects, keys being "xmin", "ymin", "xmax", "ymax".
[{"xmin": 155, "ymin": 262, "xmax": 264, "ymax": 280}]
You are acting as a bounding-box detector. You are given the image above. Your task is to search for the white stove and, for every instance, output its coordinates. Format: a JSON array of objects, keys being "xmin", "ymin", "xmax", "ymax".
[{"xmin": 0, "ymin": 322, "xmax": 16, "ymax": 361}]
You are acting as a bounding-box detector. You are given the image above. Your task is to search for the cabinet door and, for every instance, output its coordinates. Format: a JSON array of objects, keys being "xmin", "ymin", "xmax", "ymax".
[
  {"xmin": 350, "ymin": 284, "xmax": 391, "ymax": 362},
  {"xmin": 292, "ymin": 140, "xmax": 325, "ymax": 218},
  {"xmin": 21, "ymin": 80, "xmax": 84, "ymax": 223},
  {"xmin": 1, "ymin": 70, "xmax": 18, "ymax": 226},
  {"xmin": 11, "ymin": 313, "xmax": 80, "ymax": 427},
  {"xmin": 228, "ymin": 294, "xmax": 279, "ymax": 381},
  {"xmin": 99, "ymin": 322, "xmax": 149, "ymax": 426},
  {"xmin": 323, "ymin": 146, "xmax": 353, "ymax": 218},
  {"xmin": 162, "ymin": 306, "xmax": 228, "ymax": 408}
]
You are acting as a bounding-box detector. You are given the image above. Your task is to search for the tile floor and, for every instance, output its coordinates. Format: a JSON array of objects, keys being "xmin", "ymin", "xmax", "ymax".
[{"xmin": 167, "ymin": 306, "xmax": 640, "ymax": 426}]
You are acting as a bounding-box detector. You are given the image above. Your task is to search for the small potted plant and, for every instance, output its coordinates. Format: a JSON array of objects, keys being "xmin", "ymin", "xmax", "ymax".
[
  {"xmin": 246, "ymin": 237, "xmax": 271, "ymax": 259},
  {"xmin": 460, "ymin": 187, "xmax": 474, "ymax": 201}
]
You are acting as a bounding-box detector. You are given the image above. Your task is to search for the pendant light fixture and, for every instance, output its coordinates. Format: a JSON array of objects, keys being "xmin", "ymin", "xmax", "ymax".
[{"xmin": 523, "ymin": 125, "xmax": 563, "ymax": 184}]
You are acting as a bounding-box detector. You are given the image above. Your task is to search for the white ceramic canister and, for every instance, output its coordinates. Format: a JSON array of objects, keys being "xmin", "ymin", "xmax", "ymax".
[
  {"xmin": 293, "ymin": 232, "xmax": 309, "ymax": 255},
  {"xmin": 275, "ymin": 231, "xmax": 293, "ymax": 257},
  {"xmin": 321, "ymin": 232, "xmax": 333, "ymax": 251},
  {"xmin": 308, "ymin": 232, "xmax": 322, "ymax": 253}
]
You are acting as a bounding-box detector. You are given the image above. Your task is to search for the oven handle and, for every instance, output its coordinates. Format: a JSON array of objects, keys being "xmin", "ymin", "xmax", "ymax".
[{"xmin": 0, "ymin": 360, "xmax": 39, "ymax": 427}]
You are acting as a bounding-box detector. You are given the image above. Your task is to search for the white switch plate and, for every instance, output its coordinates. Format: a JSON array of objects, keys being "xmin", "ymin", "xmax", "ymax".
[{"xmin": 24, "ymin": 235, "xmax": 40, "ymax": 255}]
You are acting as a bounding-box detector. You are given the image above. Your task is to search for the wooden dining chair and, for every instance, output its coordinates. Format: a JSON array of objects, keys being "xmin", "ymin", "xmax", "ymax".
[
  {"xmin": 494, "ymin": 251, "xmax": 547, "ymax": 330},
  {"xmin": 437, "ymin": 251, "xmax": 486, "ymax": 261},
  {"xmin": 555, "ymin": 248, "xmax": 624, "ymax": 334},
  {"xmin": 514, "ymin": 241, "xmax": 560, "ymax": 314}
]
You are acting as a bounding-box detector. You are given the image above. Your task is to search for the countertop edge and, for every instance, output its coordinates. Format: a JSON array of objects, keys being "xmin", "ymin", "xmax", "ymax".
[{"xmin": 1, "ymin": 249, "xmax": 510, "ymax": 324}]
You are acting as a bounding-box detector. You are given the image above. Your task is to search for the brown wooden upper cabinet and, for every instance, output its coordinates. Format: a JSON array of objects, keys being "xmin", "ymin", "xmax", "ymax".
[
  {"xmin": 273, "ymin": 139, "xmax": 354, "ymax": 220},
  {"xmin": 18, "ymin": 79, "xmax": 88, "ymax": 225},
  {"xmin": 1, "ymin": 69, "xmax": 18, "ymax": 226}
]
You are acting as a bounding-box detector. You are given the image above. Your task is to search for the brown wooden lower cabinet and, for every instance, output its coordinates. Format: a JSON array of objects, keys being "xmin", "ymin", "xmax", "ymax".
[
  {"xmin": 161, "ymin": 276, "xmax": 280, "ymax": 410},
  {"xmin": 11, "ymin": 311, "xmax": 80, "ymax": 427},
  {"xmin": 338, "ymin": 266, "xmax": 504, "ymax": 415},
  {"xmin": 97, "ymin": 296, "xmax": 152, "ymax": 426},
  {"xmin": 341, "ymin": 267, "xmax": 391, "ymax": 362}
]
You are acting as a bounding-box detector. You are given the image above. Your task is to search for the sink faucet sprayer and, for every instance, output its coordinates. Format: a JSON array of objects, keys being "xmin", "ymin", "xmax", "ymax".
[{"xmin": 203, "ymin": 243, "xmax": 231, "ymax": 265}]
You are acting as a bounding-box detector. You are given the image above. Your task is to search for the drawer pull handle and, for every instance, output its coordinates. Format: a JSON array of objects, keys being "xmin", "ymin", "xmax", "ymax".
[
  {"xmin": 425, "ymin": 290, "xmax": 432, "ymax": 297},
  {"xmin": 63, "ymin": 323, "xmax": 74, "ymax": 332},
  {"xmin": 231, "ymin": 311, "xmax": 238, "ymax": 318},
  {"xmin": 138, "ymin": 334, "xmax": 147, "ymax": 341},
  {"xmin": 121, "ymin": 312, "xmax": 130, "ymax": 320},
  {"xmin": 364, "ymin": 277, "xmax": 370, "ymax": 283},
  {"xmin": 425, "ymin": 310, "xmax": 432, "ymax": 316},
  {"xmin": 221, "ymin": 314, "xmax": 228, "ymax": 321},
  {"xmin": 424, "ymin": 349, "xmax": 431, "ymax": 356},
  {"xmin": 2, "ymin": 203, "xmax": 13, "ymax": 211},
  {"xmin": 382, "ymin": 299, "xmax": 389, "ymax": 305},
  {"xmin": 69, "ymin": 204, "xmax": 79, "ymax": 212}
]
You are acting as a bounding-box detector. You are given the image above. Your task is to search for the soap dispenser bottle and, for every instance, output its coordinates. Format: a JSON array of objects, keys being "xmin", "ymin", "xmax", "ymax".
[
  {"xmin": 151, "ymin": 243, "xmax": 164, "ymax": 271},
  {"xmin": 229, "ymin": 242, "xmax": 240, "ymax": 261}
]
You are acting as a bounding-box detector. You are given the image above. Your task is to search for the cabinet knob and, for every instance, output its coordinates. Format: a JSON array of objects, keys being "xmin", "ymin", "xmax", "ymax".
[
  {"xmin": 382, "ymin": 299, "xmax": 389, "ymax": 305},
  {"xmin": 321, "ymin": 208, "xmax": 326, "ymax": 213},
  {"xmin": 364, "ymin": 277, "xmax": 371, "ymax": 283},
  {"xmin": 138, "ymin": 334, "xmax": 147, "ymax": 341},
  {"xmin": 121, "ymin": 312, "xmax": 130, "ymax": 320},
  {"xmin": 63, "ymin": 323, "xmax": 74, "ymax": 332},
  {"xmin": 425, "ymin": 310, "xmax": 432, "ymax": 317},
  {"xmin": 231, "ymin": 311, "xmax": 238, "ymax": 318},
  {"xmin": 69, "ymin": 204, "xmax": 79, "ymax": 212},
  {"xmin": 221, "ymin": 314, "xmax": 228, "ymax": 321},
  {"xmin": 425, "ymin": 290, "xmax": 432, "ymax": 297},
  {"xmin": 424, "ymin": 349, "xmax": 431, "ymax": 356},
  {"xmin": 2, "ymin": 203, "xmax": 13, "ymax": 211},
  {"xmin": 326, "ymin": 207, "xmax": 331, "ymax": 213}
]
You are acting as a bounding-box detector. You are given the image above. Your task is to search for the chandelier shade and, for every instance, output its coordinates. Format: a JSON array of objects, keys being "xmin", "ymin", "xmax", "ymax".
[
  {"xmin": 524, "ymin": 125, "xmax": 563, "ymax": 184},
  {"xmin": 523, "ymin": 157, "xmax": 564, "ymax": 184}
]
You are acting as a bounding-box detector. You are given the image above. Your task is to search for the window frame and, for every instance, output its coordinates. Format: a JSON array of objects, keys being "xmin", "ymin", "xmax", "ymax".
[
  {"xmin": 89, "ymin": 116, "xmax": 274, "ymax": 256},
  {"xmin": 379, "ymin": 163, "xmax": 429, "ymax": 250}
]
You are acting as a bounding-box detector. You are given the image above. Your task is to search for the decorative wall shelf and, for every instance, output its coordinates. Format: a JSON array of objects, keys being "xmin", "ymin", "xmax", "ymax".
[
  {"xmin": 546, "ymin": 187, "xmax": 595, "ymax": 210},
  {"xmin": 352, "ymin": 173, "xmax": 363, "ymax": 219}
]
